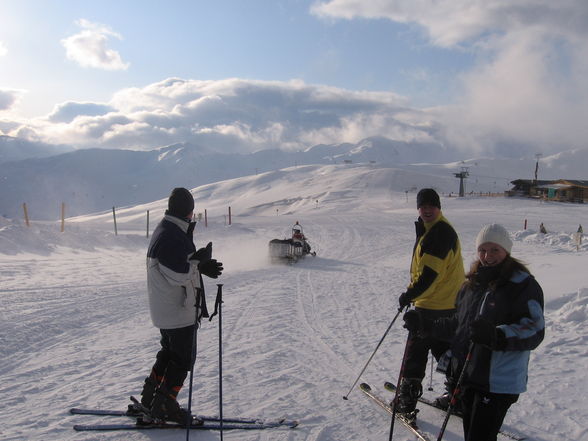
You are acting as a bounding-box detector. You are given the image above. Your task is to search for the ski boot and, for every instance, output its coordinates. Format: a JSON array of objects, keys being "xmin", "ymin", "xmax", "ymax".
[
  {"xmin": 433, "ymin": 379, "xmax": 462, "ymax": 416},
  {"xmin": 150, "ymin": 385, "xmax": 203, "ymax": 426},
  {"xmin": 433, "ymin": 392, "xmax": 451, "ymax": 410},
  {"xmin": 128, "ymin": 376, "xmax": 159, "ymax": 416},
  {"xmin": 394, "ymin": 377, "xmax": 423, "ymax": 422},
  {"xmin": 398, "ymin": 409, "xmax": 419, "ymax": 424},
  {"xmin": 128, "ymin": 396, "xmax": 153, "ymax": 419}
]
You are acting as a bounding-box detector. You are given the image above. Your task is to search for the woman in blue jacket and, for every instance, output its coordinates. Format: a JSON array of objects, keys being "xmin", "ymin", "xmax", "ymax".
[{"xmin": 404, "ymin": 223, "xmax": 545, "ymax": 441}]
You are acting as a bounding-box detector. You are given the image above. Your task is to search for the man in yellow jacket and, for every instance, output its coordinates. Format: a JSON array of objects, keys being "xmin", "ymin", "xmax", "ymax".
[{"xmin": 396, "ymin": 188, "xmax": 465, "ymax": 416}]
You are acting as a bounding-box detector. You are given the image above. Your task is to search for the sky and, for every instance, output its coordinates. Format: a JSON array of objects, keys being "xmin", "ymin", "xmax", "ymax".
[{"xmin": 1, "ymin": 0, "xmax": 588, "ymax": 157}]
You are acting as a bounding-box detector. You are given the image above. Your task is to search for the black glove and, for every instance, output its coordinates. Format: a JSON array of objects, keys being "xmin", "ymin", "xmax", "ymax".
[
  {"xmin": 402, "ymin": 310, "xmax": 422, "ymax": 333},
  {"xmin": 398, "ymin": 292, "xmax": 412, "ymax": 308},
  {"xmin": 470, "ymin": 319, "xmax": 506, "ymax": 349},
  {"xmin": 198, "ymin": 259, "xmax": 224, "ymax": 278},
  {"xmin": 191, "ymin": 242, "xmax": 212, "ymax": 261}
]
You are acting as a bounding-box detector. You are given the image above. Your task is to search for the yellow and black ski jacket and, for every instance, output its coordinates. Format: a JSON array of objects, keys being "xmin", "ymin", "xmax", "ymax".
[{"xmin": 405, "ymin": 213, "xmax": 464, "ymax": 310}]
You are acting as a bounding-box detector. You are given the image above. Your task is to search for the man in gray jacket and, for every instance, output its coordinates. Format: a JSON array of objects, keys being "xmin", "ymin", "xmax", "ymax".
[{"xmin": 137, "ymin": 187, "xmax": 223, "ymax": 424}]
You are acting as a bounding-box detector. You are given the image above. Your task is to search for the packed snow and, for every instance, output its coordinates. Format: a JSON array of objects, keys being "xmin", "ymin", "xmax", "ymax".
[{"xmin": 1, "ymin": 163, "xmax": 587, "ymax": 441}]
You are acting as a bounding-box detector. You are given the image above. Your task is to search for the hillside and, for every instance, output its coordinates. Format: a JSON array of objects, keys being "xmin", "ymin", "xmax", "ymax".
[
  {"xmin": 0, "ymin": 135, "xmax": 73, "ymax": 163},
  {"xmin": 2, "ymin": 134, "xmax": 587, "ymax": 220},
  {"xmin": 1, "ymin": 164, "xmax": 587, "ymax": 441}
]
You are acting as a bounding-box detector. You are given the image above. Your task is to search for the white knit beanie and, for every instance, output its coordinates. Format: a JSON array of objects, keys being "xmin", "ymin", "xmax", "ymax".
[{"xmin": 475, "ymin": 224, "xmax": 513, "ymax": 254}]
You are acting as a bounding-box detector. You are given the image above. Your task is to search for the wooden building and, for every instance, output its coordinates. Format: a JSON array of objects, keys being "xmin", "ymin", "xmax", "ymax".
[{"xmin": 507, "ymin": 179, "xmax": 588, "ymax": 203}]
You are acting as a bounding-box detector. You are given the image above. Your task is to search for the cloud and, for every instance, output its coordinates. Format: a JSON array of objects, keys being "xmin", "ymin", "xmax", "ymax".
[
  {"xmin": 0, "ymin": 88, "xmax": 24, "ymax": 112},
  {"xmin": 311, "ymin": 0, "xmax": 588, "ymax": 156},
  {"xmin": 311, "ymin": 1, "xmax": 588, "ymax": 47},
  {"xmin": 438, "ymin": 29, "xmax": 588, "ymax": 155},
  {"xmin": 48, "ymin": 101, "xmax": 115, "ymax": 123},
  {"xmin": 5, "ymin": 71, "xmax": 583, "ymax": 157},
  {"xmin": 61, "ymin": 19, "xmax": 129, "ymax": 70},
  {"xmin": 3, "ymin": 31, "xmax": 586, "ymax": 159},
  {"xmin": 0, "ymin": 41, "xmax": 7, "ymax": 57},
  {"xmin": 4, "ymin": 78, "xmax": 420, "ymax": 152}
]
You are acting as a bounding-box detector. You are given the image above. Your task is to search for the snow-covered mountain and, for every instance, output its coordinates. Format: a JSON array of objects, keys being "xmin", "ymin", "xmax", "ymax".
[
  {"xmin": 1, "ymin": 135, "xmax": 587, "ymax": 220},
  {"xmin": 0, "ymin": 135, "xmax": 73, "ymax": 163}
]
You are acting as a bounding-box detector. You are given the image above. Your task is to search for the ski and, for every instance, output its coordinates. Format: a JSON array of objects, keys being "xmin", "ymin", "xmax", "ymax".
[
  {"xmin": 359, "ymin": 383, "xmax": 432, "ymax": 441},
  {"xmin": 383, "ymin": 382, "xmax": 525, "ymax": 441},
  {"xmin": 69, "ymin": 407, "xmax": 296, "ymax": 426},
  {"xmin": 74, "ymin": 420, "xmax": 298, "ymax": 431}
]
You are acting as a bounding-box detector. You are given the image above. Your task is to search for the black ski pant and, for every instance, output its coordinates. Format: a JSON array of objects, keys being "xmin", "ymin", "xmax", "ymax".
[
  {"xmin": 402, "ymin": 308, "xmax": 455, "ymax": 381},
  {"xmin": 461, "ymin": 387, "xmax": 519, "ymax": 441},
  {"xmin": 149, "ymin": 325, "xmax": 197, "ymax": 394}
]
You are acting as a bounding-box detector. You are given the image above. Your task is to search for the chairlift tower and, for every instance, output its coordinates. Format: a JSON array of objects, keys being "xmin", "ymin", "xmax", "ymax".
[{"xmin": 453, "ymin": 167, "xmax": 469, "ymax": 197}]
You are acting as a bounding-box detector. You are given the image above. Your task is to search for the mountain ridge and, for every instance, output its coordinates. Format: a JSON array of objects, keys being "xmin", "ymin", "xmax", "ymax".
[{"xmin": 1, "ymin": 135, "xmax": 586, "ymax": 220}]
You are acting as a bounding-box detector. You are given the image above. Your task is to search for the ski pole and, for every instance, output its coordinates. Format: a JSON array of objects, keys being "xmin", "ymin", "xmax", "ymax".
[
  {"xmin": 207, "ymin": 283, "xmax": 225, "ymax": 439},
  {"xmin": 437, "ymin": 292, "xmax": 490, "ymax": 441},
  {"xmin": 388, "ymin": 331, "xmax": 412, "ymax": 441},
  {"xmin": 436, "ymin": 341, "xmax": 474, "ymax": 441},
  {"xmin": 215, "ymin": 284, "xmax": 224, "ymax": 440},
  {"xmin": 428, "ymin": 352, "xmax": 434, "ymax": 391},
  {"xmin": 343, "ymin": 307, "xmax": 403, "ymax": 400},
  {"xmin": 186, "ymin": 282, "xmax": 203, "ymax": 441}
]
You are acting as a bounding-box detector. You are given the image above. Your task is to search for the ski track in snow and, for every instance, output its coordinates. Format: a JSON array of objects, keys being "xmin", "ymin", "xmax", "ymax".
[{"xmin": 0, "ymin": 191, "xmax": 587, "ymax": 441}]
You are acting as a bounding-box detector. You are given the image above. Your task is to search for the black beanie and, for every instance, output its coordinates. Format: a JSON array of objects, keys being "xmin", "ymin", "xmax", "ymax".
[
  {"xmin": 168, "ymin": 187, "xmax": 194, "ymax": 217},
  {"xmin": 416, "ymin": 188, "xmax": 441, "ymax": 209}
]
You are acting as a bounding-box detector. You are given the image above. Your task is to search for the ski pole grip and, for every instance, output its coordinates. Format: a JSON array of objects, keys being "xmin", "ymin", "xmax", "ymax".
[
  {"xmin": 216, "ymin": 284, "xmax": 223, "ymax": 304},
  {"xmin": 209, "ymin": 284, "xmax": 224, "ymax": 321}
]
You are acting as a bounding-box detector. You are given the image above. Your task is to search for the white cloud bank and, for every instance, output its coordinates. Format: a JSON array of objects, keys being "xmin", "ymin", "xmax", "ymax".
[
  {"xmin": 3, "ymin": 78, "xmax": 432, "ymax": 153},
  {"xmin": 0, "ymin": 88, "xmax": 25, "ymax": 112},
  {"xmin": 0, "ymin": 41, "xmax": 7, "ymax": 57},
  {"xmin": 61, "ymin": 19, "xmax": 129, "ymax": 70},
  {"xmin": 311, "ymin": 0, "xmax": 588, "ymax": 48},
  {"xmin": 3, "ymin": 3, "xmax": 588, "ymax": 159},
  {"xmin": 47, "ymin": 101, "xmax": 115, "ymax": 123},
  {"xmin": 312, "ymin": 0, "xmax": 588, "ymax": 155}
]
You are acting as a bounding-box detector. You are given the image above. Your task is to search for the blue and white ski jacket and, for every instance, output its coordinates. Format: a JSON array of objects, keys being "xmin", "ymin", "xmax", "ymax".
[
  {"xmin": 146, "ymin": 214, "xmax": 201, "ymax": 329},
  {"xmin": 434, "ymin": 266, "xmax": 545, "ymax": 394}
]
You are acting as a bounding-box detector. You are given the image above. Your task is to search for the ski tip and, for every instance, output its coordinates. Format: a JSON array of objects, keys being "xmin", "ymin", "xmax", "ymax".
[
  {"xmin": 276, "ymin": 418, "xmax": 299, "ymax": 428},
  {"xmin": 359, "ymin": 383, "xmax": 371, "ymax": 391}
]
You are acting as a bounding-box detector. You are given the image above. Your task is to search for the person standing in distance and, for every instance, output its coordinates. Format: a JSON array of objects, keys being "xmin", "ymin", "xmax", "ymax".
[
  {"xmin": 395, "ymin": 188, "xmax": 465, "ymax": 416},
  {"xmin": 134, "ymin": 187, "xmax": 223, "ymax": 424}
]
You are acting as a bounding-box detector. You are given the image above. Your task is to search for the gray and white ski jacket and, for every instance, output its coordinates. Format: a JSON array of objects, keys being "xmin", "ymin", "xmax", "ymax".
[{"xmin": 146, "ymin": 214, "xmax": 201, "ymax": 329}]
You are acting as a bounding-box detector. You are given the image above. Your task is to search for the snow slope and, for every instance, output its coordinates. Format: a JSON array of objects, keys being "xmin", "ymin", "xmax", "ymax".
[{"xmin": 1, "ymin": 163, "xmax": 587, "ymax": 441}]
